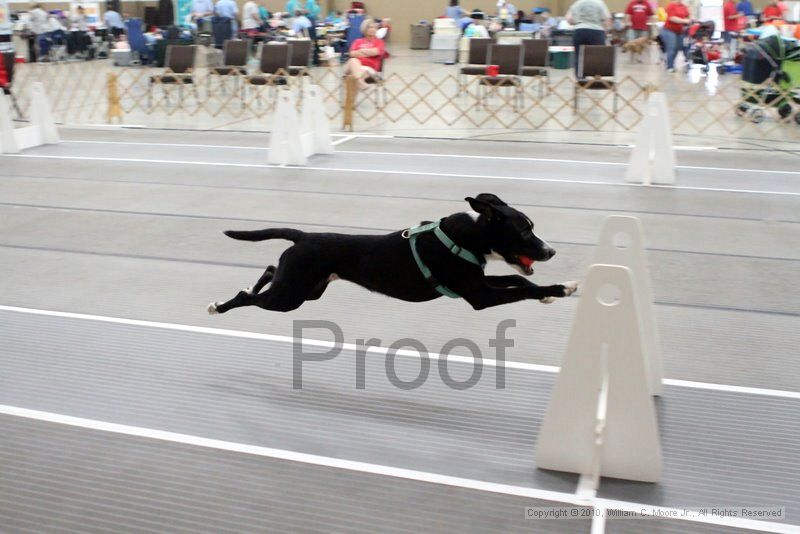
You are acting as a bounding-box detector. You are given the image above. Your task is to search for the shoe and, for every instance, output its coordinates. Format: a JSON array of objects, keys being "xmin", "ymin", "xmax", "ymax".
[{"xmin": 667, "ymin": 68, "xmax": 676, "ymax": 73}]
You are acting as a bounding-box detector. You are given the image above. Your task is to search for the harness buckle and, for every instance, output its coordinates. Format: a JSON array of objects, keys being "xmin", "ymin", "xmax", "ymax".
[{"xmin": 401, "ymin": 229, "xmax": 410, "ymax": 239}]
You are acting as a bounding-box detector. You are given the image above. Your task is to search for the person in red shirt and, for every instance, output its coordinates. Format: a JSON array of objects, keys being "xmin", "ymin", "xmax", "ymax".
[
  {"xmin": 762, "ymin": 0, "xmax": 783, "ymax": 22},
  {"xmin": 344, "ymin": 18, "xmax": 386, "ymax": 89},
  {"xmin": 660, "ymin": 0, "xmax": 691, "ymax": 72},
  {"xmin": 0, "ymin": 58, "xmax": 8, "ymax": 92},
  {"xmin": 625, "ymin": 0, "xmax": 653, "ymax": 39},
  {"xmin": 722, "ymin": 0, "xmax": 742, "ymax": 53}
]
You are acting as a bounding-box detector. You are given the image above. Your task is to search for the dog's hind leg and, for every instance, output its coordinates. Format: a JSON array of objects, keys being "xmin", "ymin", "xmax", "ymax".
[
  {"xmin": 208, "ymin": 289, "xmax": 255, "ymax": 315},
  {"xmin": 245, "ymin": 265, "xmax": 277, "ymax": 295},
  {"xmin": 305, "ymin": 279, "xmax": 331, "ymax": 301}
]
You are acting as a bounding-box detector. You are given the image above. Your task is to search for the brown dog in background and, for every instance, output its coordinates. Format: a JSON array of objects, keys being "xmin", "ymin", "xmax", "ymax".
[{"xmin": 622, "ymin": 37, "xmax": 651, "ymax": 60}]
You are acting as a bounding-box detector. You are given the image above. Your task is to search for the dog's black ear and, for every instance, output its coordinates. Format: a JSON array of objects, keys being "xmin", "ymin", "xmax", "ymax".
[
  {"xmin": 474, "ymin": 193, "xmax": 507, "ymax": 206},
  {"xmin": 465, "ymin": 196, "xmax": 503, "ymax": 219}
]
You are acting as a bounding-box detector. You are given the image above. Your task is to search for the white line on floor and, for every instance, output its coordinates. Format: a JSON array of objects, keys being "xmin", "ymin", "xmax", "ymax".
[
  {"xmin": 2, "ymin": 305, "xmax": 798, "ymax": 401},
  {"xmin": 0, "ymin": 404, "xmax": 792, "ymax": 533},
  {"xmin": 4, "ymin": 154, "xmax": 799, "ymax": 196},
  {"xmin": 331, "ymin": 135, "xmax": 357, "ymax": 146},
  {"xmin": 58, "ymin": 141, "xmax": 795, "ymax": 176}
]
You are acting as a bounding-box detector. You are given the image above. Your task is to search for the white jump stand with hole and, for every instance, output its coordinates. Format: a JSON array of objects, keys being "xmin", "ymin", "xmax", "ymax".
[
  {"xmin": 593, "ymin": 215, "xmax": 663, "ymax": 395},
  {"xmin": 268, "ymin": 90, "xmax": 309, "ymax": 166},
  {"xmin": 269, "ymin": 85, "xmax": 333, "ymax": 166},
  {"xmin": 626, "ymin": 91, "xmax": 675, "ymax": 186},
  {"xmin": 0, "ymin": 82, "xmax": 60, "ymax": 154},
  {"xmin": 536, "ymin": 215, "xmax": 663, "ymax": 486}
]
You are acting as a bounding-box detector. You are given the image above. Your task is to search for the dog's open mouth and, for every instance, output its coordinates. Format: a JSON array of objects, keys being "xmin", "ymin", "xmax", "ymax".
[{"xmin": 515, "ymin": 255, "xmax": 535, "ymax": 275}]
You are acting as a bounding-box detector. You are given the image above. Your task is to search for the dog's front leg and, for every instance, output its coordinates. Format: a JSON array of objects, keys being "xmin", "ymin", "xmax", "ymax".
[
  {"xmin": 462, "ymin": 281, "xmax": 578, "ymax": 310},
  {"xmin": 484, "ymin": 275, "xmax": 533, "ymax": 288}
]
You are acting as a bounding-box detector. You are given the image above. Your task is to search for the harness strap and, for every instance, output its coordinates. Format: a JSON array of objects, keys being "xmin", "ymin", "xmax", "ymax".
[{"xmin": 404, "ymin": 221, "xmax": 485, "ymax": 299}]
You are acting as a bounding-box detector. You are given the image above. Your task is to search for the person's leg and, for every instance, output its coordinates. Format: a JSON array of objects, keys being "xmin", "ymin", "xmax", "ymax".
[
  {"xmin": 573, "ymin": 29, "xmax": 587, "ymax": 77},
  {"xmin": 27, "ymin": 34, "xmax": 37, "ymax": 63},
  {"xmin": 307, "ymin": 16, "xmax": 319, "ymax": 66},
  {"xmin": 589, "ymin": 28, "xmax": 606, "ymax": 46},
  {"xmin": 344, "ymin": 57, "xmax": 370, "ymax": 88},
  {"xmin": 661, "ymin": 28, "xmax": 677, "ymax": 70}
]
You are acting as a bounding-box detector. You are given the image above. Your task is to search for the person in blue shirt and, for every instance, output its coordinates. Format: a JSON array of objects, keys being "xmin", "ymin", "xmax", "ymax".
[
  {"xmin": 103, "ymin": 8, "xmax": 125, "ymax": 37},
  {"xmin": 736, "ymin": 0, "xmax": 753, "ymax": 16},
  {"xmin": 191, "ymin": 0, "xmax": 214, "ymax": 25},
  {"xmin": 286, "ymin": 0, "xmax": 299, "ymax": 15},
  {"xmin": 446, "ymin": 0, "xmax": 466, "ymax": 20},
  {"xmin": 214, "ymin": 0, "xmax": 238, "ymax": 33},
  {"xmin": 305, "ymin": 0, "xmax": 321, "ymax": 19}
]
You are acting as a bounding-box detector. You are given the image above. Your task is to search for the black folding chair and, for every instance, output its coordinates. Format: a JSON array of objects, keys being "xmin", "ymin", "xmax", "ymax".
[
  {"xmin": 478, "ymin": 44, "xmax": 524, "ymax": 111},
  {"xmin": 574, "ymin": 45, "xmax": 617, "ymax": 114}
]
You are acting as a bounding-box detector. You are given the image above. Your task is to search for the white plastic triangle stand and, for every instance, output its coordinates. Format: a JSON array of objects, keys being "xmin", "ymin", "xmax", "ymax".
[
  {"xmin": 536, "ymin": 264, "xmax": 663, "ymax": 484},
  {"xmin": 3, "ymin": 82, "xmax": 60, "ymax": 152},
  {"xmin": 30, "ymin": 81, "xmax": 60, "ymax": 145},
  {"xmin": 306, "ymin": 84, "xmax": 334, "ymax": 154},
  {"xmin": 0, "ymin": 92, "xmax": 20, "ymax": 154},
  {"xmin": 268, "ymin": 89, "xmax": 308, "ymax": 166},
  {"xmin": 626, "ymin": 91, "xmax": 675, "ymax": 186},
  {"xmin": 593, "ymin": 215, "xmax": 663, "ymax": 396},
  {"xmin": 299, "ymin": 81, "xmax": 315, "ymax": 159}
]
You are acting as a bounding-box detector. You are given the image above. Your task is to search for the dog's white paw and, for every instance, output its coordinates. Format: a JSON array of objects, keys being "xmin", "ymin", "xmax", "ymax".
[
  {"xmin": 207, "ymin": 302, "xmax": 219, "ymax": 315},
  {"xmin": 562, "ymin": 281, "xmax": 579, "ymax": 296},
  {"xmin": 540, "ymin": 296, "xmax": 556, "ymax": 304}
]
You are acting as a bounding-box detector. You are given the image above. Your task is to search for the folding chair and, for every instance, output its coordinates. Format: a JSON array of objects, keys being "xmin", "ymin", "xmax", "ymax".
[
  {"xmin": 521, "ymin": 38, "xmax": 549, "ymax": 97},
  {"xmin": 478, "ymin": 44, "xmax": 524, "ymax": 111},
  {"xmin": 148, "ymin": 45, "xmax": 198, "ymax": 107},
  {"xmin": 287, "ymin": 38, "xmax": 313, "ymax": 77},
  {"xmin": 242, "ymin": 42, "xmax": 290, "ymax": 108},
  {"xmin": 574, "ymin": 45, "xmax": 617, "ymax": 114},
  {"xmin": 125, "ymin": 19, "xmax": 154, "ymax": 65},
  {"xmin": 459, "ymin": 37, "xmax": 493, "ymax": 95},
  {"xmin": 208, "ymin": 39, "xmax": 249, "ymax": 95}
]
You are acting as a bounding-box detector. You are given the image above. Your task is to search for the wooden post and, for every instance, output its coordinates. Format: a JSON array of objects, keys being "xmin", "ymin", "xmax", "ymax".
[
  {"xmin": 343, "ymin": 74, "xmax": 358, "ymax": 132},
  {"xmin": 107, "ymin": 72, "xmax": 123, "ymax": 124}
]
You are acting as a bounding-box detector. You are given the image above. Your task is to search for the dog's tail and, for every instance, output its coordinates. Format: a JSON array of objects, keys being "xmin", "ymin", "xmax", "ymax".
[{"xmin": 223, "ymin": 228, "xmax": 306, "ymax": 243}]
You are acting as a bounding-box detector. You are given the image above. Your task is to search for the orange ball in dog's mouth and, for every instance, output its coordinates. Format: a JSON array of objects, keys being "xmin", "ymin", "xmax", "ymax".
[{"xmin": 516, "ymin": 255, "xmax": 535, "ymax": 275}]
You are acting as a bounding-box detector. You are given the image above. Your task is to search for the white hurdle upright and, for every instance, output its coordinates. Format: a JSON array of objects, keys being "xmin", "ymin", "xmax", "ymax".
[
  {"xmin": 268, "ymin": 90, "xmax": 309, "ymax": 166},
  {"xmin": 0, "ymin": 82, "xmax": 60, "ymax": 154},
  {"xmin": 626, "ymin": 91, "xmax": 675, "ymax": 186},
  {"xmin": 536, "ymin": 216, "xmax": 663, "ymax": 486},
  {"xmin": 269, "ymin": 84, "xmax": 334, "ymax": 166},
  {"xmin": 304, "ymin": 84, "xmax": 333, "ymax": 155},
  {"xmin": 592, "ymin": 215, "xmax": 663, "ymax": 396}
]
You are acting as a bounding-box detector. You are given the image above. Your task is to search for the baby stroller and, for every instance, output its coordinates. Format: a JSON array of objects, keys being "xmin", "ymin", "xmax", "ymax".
[
  {"xmin": 686, "ymin": 21, "xmax": 721, "ymax": 68},
  {"xmin": 736, "ymin": 35, "xmax": 800, "ymax": 124}
]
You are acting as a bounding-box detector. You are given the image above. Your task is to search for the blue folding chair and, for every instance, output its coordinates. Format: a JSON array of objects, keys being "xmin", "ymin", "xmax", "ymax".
[{"xmin": 126, "ymin": 18, "xmax": 154, "ymax": 65}]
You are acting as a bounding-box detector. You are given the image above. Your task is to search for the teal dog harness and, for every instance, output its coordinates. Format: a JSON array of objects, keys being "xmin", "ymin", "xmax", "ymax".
[{"xmin": 402, "ymin": 221, "xmax": 486, "ymax": 298}]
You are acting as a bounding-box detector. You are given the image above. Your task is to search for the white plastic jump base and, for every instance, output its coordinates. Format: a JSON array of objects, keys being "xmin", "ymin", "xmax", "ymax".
[
  {"xmin": 0, "ymin": 82, "xmax": 60, "ymax": 154},
  {"xmin": 269, "ymin": 84, "xmax": 333, "ymax": 167},
  {"xmin": 536, "ymin": 264, "xmax": 663, "ymax": 484},
  {"xmin": 626, "ymin": 91, "xmax": 675, "ymax": 186},
  {"xmin": 593, "ymin": 215, "xmax": 663, "ymax": 396}
]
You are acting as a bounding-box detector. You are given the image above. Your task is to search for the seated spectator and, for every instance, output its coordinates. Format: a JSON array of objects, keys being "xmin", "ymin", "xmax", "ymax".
[
  {"xmin": 291, "ymin": 9, "xmax": 312, "ymax": 36},
  {"xmin": 344, "ymin": 18, "xmax": 385, "ymax": 90},
  {"xmin": 464, "ymin": 13, "xmax": 489, "ymax": 38},
  {"xmin": 104, "ymin": 7, "xmax": 126, "ymax": 38}
]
